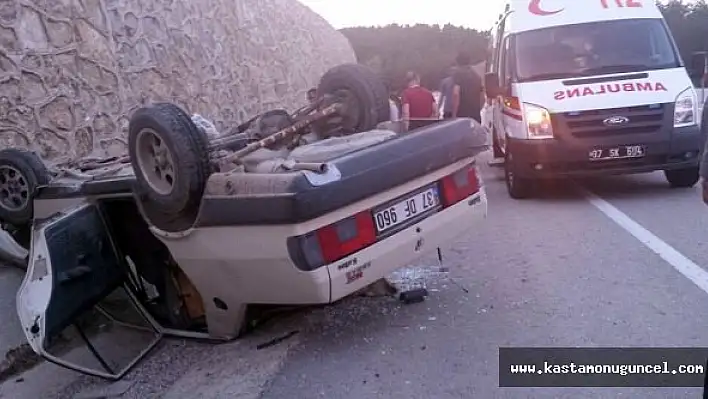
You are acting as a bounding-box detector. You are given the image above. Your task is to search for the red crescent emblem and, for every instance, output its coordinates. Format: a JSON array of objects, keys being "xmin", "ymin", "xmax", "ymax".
[{"xmin": 528, "ymin": 0, "xmax": 563, "ymax": 15}]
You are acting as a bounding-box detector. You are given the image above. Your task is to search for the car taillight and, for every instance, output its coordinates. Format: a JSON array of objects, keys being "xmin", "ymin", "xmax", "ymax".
[
  {"xmin": 288, "ymin": 211, "xmax": 376, "ymax": 271},
  {"xmin": 440, "ymin": 163, "xmax": 480, "ymax": 207}
]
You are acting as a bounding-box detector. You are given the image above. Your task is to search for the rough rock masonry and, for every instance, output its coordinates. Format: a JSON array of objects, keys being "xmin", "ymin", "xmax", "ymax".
[{"xmin": 0, "ymin": 0, "xmax": 355, "ymax": 164}]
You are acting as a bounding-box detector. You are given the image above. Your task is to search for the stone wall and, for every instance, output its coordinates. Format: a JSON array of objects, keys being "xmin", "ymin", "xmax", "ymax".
[{"xmin": 0, "ymin": 0, "xmax": 355, "ymax": 163}]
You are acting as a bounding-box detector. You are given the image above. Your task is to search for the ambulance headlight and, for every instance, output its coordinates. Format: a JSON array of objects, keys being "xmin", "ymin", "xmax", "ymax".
[
  {"xmin": 674, "ymin": 87, "xmax": 696, "ymax": 127},
  {"xmin": 524, "ymin": 103, "xmax": 553, "ymax": 139}
]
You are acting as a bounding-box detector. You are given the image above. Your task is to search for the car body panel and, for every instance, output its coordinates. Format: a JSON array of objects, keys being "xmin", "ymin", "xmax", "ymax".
[
  {"xmin": 16, "ymin": 120, "xmax": 490, "ymax": 376},
  {"xmin": 16, "ymin": 203, "xmax": 163, "ymax": 380},
  {"xmin": 148, "ymin": 156, "xmax": 485, "ymax": 338},
  {"xmin": 328, "ymin": 187, "xmax": 486, "ymax": 301}
]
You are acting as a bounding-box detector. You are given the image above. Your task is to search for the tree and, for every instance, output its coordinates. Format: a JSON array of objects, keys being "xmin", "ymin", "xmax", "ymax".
[
  {"xmin": 340, "ymin": 1, "xmax": 707, "ymax": 92},
  {"xmin": 658, "ymin": 0, "xmax": 708, "ymax": 64},
  {"xmin": 340, "ymin": 24, "xmax": 489, "ymax": 92}
]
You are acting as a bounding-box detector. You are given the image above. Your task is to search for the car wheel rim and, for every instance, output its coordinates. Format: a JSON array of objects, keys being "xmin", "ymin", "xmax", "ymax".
[
  {"xmin": 333, "ymin": 89, "xmax": 362, "ymax": 132},
  {"xmin": 0, "ymin": 165, "xmax": 29, "ymax": 211},
  {"xmin": 506, "ymin": 153, "xmax": 514, "ymax": 188},
  {"xmin": 135, "ymin": 128, "xmax": 176, "ymax": 196}
]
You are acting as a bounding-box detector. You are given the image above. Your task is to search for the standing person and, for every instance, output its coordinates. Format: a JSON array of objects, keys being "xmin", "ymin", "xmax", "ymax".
[
  {"xmin": 450, "ymin": 52, "xmax": 483, "ymax": 123},
  {"xmin": 438, "ymin": 66, "xmax": 456, "ymax": 119},
  {"xmin": 701, "ymin": 118, "xmax": 708, "ymax": 205},
  {"xmin": 401, "ymin": 71, "xmax": 438, "ymax": 131}
]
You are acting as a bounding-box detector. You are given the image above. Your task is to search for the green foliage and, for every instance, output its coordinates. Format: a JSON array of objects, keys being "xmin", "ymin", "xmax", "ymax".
[
  {"xmin": 340, "ymin": 1, "xmax": 708, "ymax": 92},
  {"xmin": 340, "ymin": 24, "xmax": 490, "ymax": 92},
  {"xmin": 658, "ymin": 0, "xmax": 708, "ymax": 63}
]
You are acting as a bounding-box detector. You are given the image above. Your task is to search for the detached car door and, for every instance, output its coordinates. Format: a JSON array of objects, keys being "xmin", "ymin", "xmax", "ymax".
[{"xmin": 16, "ymin": 202, "xmax": 161, "ymax": 379}]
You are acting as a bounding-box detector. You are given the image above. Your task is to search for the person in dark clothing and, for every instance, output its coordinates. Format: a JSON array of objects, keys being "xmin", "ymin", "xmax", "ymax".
[
  {"xmin": 700, "ymin": 131, "xmax": 708, "ymax": 205},
  {"xmin": 451, "ymin": 52, "xmax": 483, "ymax": 123},
  {"xmin": 439, "ymin": 66, "xmax": 456, "ymax": 118}
]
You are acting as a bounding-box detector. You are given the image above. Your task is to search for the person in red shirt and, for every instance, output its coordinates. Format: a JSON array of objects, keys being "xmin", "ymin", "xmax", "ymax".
[{"xmin": 401, "ymin": 71, "xmax": 438, "ymax": 131}]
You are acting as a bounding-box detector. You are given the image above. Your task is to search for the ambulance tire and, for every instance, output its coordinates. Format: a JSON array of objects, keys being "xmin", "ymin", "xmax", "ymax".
[
  {"xmin": 492, "ymin": 127, "xmax": 504, "ymax": 158},
  {"xmin": 504, "ymin": 146, "xmax": 533, "ymax": 199},
  {"xmin": 664, "ymin": 167, "xmax": 700, "ymax": 188}
]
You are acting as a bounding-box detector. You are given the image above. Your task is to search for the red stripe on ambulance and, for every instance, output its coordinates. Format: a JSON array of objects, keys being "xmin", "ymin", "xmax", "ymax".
[{"xmin": 554, "ymin": 82, "xmax": 667, "ymax": 100}]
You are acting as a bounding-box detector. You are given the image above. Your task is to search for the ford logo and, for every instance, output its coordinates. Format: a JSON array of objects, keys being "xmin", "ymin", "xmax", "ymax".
[{"xmin": 603, "ymin": 116, "xmax": 630, "ymax": 126}]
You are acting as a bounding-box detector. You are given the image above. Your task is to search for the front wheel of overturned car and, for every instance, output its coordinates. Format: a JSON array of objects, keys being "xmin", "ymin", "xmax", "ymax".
[
  {"xmin": 664, "ymin": 167, "xmax": 700, "ymax": 188},
  {"xmin": 317, "ymin": 63, "xmax": 390, "ymax": 133},
  {"xmin": 129, "ymin": 103, "xmax": 210, "ymax": 219},
  {"xmin": 0, "ymin": 148, "xmax": 50, "ymax": 227},
  {"xmin": 505, "ymin": 148, "xmax": 533, "ymax": 199}
]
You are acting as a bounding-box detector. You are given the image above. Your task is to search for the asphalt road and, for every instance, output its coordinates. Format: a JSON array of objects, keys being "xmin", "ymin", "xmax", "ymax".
[
  {"xmin": 5, "ymin": 152, "xmax": 708, "ymax": 398},
  {"xmin": 259, "ymin": 156, "xmax": 708, "ymax": 399},
  {"xmin": 0, "ymin": 266, "xmax": 27, "ymax": 355}
]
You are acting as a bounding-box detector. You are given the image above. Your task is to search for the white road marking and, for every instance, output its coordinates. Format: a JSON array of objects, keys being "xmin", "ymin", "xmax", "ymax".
[{"xmin": 581, "ymin": 187, "xmax": 708, "ymax": 294}]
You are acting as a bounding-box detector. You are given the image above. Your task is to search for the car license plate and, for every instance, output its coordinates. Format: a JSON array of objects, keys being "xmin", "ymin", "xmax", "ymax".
[
  {"xmin": 588, "ymin": 145, "xmax": 645, "ymax": 161},
  {"xmin": 373, "ymin": 186, "xmax": 439, "ymax": 234}
]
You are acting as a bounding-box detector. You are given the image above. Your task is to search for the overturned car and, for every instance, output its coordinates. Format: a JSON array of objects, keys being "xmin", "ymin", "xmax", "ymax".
[{"xmin": 9, "ymin": 64, "xmax": 489, "ymax": 379}]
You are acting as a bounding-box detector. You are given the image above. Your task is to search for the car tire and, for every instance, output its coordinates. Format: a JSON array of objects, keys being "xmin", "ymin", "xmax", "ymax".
[
  {"xmin": 0, "ymin": 148, "xmax": 50, "ymax": 227},
  {"xmin": 128, "ymin": 103, "xmax": 210, "ymax": 219},
  {"xmin": 664, "ymin": 167, "xmax": 700, "ymax": 188},
  {"xmin": 317, "ymin": 63, "xmax": 390, "ymax": 133},
  {"xmin": 356, "ymin": 67, "xmax": 391, "ymax": 124},
  {"xmin": 505, "ymin": 146, "xmax": 533, "ymax": 199}
]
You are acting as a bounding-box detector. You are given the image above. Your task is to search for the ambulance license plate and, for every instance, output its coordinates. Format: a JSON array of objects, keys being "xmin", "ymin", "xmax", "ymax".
[{"xmin": 589, "ymin": 145, "xmax": 645, "ymax": 161}]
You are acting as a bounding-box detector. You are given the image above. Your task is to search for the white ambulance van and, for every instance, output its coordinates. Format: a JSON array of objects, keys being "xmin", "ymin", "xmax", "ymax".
[{"xmin": 483, "ymin": 0, "xmax": 707, "ymax": 198}]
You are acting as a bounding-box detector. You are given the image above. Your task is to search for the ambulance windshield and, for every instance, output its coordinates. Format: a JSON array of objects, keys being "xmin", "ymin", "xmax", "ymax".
[{"xmin": 515, "ymin": 19, "xmax": 681, "ymax": 82}]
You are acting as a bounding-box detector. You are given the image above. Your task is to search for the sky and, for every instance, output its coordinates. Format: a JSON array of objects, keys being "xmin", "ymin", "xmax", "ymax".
[
  {"xmin": 298, "ymin": 0, "xmax": 505, "ymax": 31},
  {"xmin": 298, "ymin": 0, "xmax": 689, "ymax": 31}
]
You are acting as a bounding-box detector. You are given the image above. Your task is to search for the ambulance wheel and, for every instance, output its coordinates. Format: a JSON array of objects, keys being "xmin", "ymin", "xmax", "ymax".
[
  {"xmin": 0, "ymin": 148, "xmax": 50, "ymax": 227},
  {"xmin": 492, "ymin": 128, "xmax": 504, "ymax": 158},
  {"xmin": 664, "ymin": 167, "xmax": 699, "ymax": 188},
  {"xmin": 505, "ymin": 148, "xmax": 533, "ymax": 199}
]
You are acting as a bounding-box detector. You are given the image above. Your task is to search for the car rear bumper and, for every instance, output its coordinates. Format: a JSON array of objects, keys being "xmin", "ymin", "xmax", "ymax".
[
  {"xmin": 327, "ymin": 188, "xmax": 487, "ymax": 302},
  {"xmin": 508, "ymin": 124, "xmax": 705, "ymax": 178},
  {"xmin": 150, "ymin": 156, "xmax": 486, "ymax": 338}
]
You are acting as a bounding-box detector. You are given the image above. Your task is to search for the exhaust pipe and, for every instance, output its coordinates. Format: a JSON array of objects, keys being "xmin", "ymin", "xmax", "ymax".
[{"xmin": 282, "ymin": 160, "xmax": 328, "ymax": 173}]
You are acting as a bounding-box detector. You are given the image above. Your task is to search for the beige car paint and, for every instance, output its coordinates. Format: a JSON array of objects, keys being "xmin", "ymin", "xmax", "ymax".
[
  {"xmin": 328, "ymin": 188, "xmax": 486, "ymax": 301},
  {"xmin": 22, "ymin": 155, "xmax": 487, "ymax": 342},
  {"xmin": 150, "ymin": 156, "xmax": 486, "ymax": 339}
]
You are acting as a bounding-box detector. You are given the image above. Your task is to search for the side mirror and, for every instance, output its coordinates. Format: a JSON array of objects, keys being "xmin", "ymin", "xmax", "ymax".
[
  {"xmin": 688, "ymin": 53, "xmax": 706, "ymax": 80},
  {"xmin": 484, "ymin": 72, "xmax": 501, "ymax": 98}
]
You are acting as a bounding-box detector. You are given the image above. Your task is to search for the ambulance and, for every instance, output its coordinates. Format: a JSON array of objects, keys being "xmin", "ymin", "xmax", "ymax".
[{"xmin": 482, "ymin": 0, "xmax": 707, "ymax": 198}]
